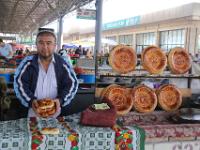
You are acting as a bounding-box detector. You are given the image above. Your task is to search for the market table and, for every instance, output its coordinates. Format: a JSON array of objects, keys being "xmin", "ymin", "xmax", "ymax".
[
  {"xmin": 0, "ymin": 114, "xmax": 145, "ymax": 150},
  {"xmin": 119, "ymin": 111, "xmax": 200, "ymax": 150}
]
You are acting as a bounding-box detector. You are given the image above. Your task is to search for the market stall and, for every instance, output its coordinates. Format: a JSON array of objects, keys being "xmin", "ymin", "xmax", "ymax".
[
  {"xmin": 94, "ymin": 45, "xmax": 200, "ymax": 150},
  {"xmin": 1, "ymin": 41, "xmax": 200, "ymax": 149},
  {"xmin": 1, "ymin": 0, "xmax": 200, "ymax": 149},
  {"xmin": 0, "ymin": 114, "xmax": 145, "ymax": 150}
]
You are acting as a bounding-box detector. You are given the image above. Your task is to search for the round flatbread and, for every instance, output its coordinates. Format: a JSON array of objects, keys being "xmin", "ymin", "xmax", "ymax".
[
  {"xmin": 131, "ymin": 85, "xmax": 157, "ymax": 113},
  {"xmin": 168, "ymin": 47, "xmax": 191, "ymax": 74},
  {"xmin": 100, "ymin": 84, "xmax": 120, "ymax": 99},
  {"xmin": 141, "ymin": 46, "xmax": 167, "ymax": 74},
  {"xmin": 101, "ymin": 84, "xmax": 133, "ymax": 115},
  {"xmin": 109, "ymin": 45, "xmax": 137, "ymax": 74},
  {"xmin": 157, "ymin": 84, "xmax": 182, "ymax": 112},
  {"xmin": 37, "ymin": 107, "xmax": 56, "ymax": 118},
  {"xmin": 35, "ymin": 98, "xmax": 56, "ymax": 118},
  {"xmin": 37, "ymin": 99, "xmax": 55, "ymax": 109}
]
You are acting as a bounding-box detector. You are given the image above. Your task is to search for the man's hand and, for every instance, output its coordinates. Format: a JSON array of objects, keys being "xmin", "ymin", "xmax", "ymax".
[
  {"xmin": 54, "ymin": 99, "xmax": 60, "ymax": 111},
  {"xmin": 32, "ymin": 100, "xmax": 42, "ymax": 117},
  {"xmin": 48, "ymin": 99, "xmax": 61, "ymax": 118}
]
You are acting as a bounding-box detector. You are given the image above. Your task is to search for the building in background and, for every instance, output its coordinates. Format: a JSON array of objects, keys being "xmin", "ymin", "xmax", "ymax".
[{"xmin": 64, "ymin": 3, "xmax": 200, "ymax": 55}]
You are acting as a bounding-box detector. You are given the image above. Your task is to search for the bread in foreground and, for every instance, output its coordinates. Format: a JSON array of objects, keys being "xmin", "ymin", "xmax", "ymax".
[{"xmin": 40, "ymin": 127, "xmax": 59, "ymax": 135}]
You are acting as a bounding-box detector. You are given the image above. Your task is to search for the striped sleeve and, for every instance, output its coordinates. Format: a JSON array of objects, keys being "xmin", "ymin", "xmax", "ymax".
[
  {"xmin": 62, "ymin": 58, "xmax": 79, "ymax": 107},
  {"xmin": 14, "ymin": 56, "xmax": 34, "ymax": 107}
]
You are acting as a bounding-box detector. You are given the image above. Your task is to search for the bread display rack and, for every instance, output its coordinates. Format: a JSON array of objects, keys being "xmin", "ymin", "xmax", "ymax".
[{"xmin": 94, "ymin": 45, "xmax": 200, "ymax": 112}]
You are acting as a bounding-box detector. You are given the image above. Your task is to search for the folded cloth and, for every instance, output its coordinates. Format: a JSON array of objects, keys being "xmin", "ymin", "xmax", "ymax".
[{"xmin": 80, "ymin": 99, "xmax": 117, "ymax": 127}]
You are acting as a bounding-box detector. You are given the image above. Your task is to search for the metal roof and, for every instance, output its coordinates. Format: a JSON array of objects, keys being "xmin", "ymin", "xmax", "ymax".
[{"xmin": 0, "ymin": 0, "xmax": 93, "ymax": 34}]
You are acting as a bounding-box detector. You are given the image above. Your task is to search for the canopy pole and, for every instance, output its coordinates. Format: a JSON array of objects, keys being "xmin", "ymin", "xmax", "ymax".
[
  {"xmin": 94, "ymin": 0, "xmax": 103, "ymax": 102},
  {"xmin": 57, "ymin": 15, "xmax": 64, "ymax": 51}
]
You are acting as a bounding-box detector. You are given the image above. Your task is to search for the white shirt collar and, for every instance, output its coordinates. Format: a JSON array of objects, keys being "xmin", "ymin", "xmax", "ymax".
[{"xmin": 38, "ymin": 55, "xmax": 55, "ymax": 64}]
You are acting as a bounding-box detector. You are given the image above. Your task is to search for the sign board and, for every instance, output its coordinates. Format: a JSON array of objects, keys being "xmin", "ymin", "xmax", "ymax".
[
  {"xmin": 20, "ymin": 36, "xmax": 35, "ymax": 45},
  {"xmin": 77, "ymin": 9, "xmax": 96, "ymax": 20},
  {"xmin": 0, "ymin": 36, "xmax": 16, "ymax": 41},
  {"xmin": 103, "ymin": 16, "xmax": 141, "ymax": 30}
]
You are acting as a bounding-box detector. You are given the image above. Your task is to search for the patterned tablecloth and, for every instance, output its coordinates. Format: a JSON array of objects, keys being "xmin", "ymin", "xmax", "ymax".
[
  {"xmin": 0, "ymin": 114, "xmax": 145, "ymax": 150},
  {"xmin": 119, "ymin": 111, "xmax": 200, "ymax": 140}
]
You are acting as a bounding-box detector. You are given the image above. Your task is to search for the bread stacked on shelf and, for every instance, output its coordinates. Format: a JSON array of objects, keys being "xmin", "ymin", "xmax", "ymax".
[
  {"xmin": 168, "ymin": 47, "xmax": 191, "ymax": 74},
  {"xmin": 100, "ymin": 83, "xmax": 182, "ymax": 114},
  {"xmin": 100, "ymin": 84, "xmax": 133, "ymax": 116},
  {"xmin": 141, "ymin": 46, "xmax": 167, "ymax": 74},
  {"xmin": 157, "ymin": 84, "xmax": 182, "ymax": 112},
  {"xmin": 107, "ymin": 44, "xmax": 191, "ymax": 75},
  {"xmin": 131, "ymin": 84, "xmax": 158, "ymax": 113},
  {"xmin": 97, "ymin": 45, "xmax": 189, "ymax": 115},
  {"xmin": 108, "ymin": 45, "xmax": 137, "ymax": 74}
]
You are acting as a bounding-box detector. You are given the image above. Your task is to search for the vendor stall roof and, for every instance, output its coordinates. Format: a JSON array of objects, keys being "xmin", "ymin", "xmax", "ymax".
[{"xmin": 0, "ymin": 0, "xmax": 93, "ymax": 34}]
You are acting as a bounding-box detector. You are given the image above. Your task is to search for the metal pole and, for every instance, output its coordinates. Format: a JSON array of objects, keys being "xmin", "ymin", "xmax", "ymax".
[
  {"xmin": 57, "ymin": 15, "xmax": 64, "ymax": 51},
  {"xmin": 94, "ymin": 0, "xmax": 103, "ymax": 102}
]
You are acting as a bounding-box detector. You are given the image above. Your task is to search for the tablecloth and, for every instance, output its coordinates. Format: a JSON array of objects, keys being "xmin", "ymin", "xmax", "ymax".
[
  {"xmin": 119, "ymin": 111, "xmax": 200, "ymax": 139},
  {"xmin": 0, "ymin": 114, "xmax": 145, "ymax": 150}
]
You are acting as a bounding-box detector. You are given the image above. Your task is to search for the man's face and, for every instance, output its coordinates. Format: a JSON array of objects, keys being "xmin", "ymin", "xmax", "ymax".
[{"xmin": 36, "ymin": 33, "xmax": 56, "ymax": 59}]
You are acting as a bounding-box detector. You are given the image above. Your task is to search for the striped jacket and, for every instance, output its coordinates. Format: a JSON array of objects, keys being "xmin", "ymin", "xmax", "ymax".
[{"xmin": 14, "ymin": 53, "xmax": 78, "ymax": 107}]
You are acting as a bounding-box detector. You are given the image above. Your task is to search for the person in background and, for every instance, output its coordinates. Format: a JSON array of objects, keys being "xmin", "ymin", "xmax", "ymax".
[
  {"xmin": 193, "ymin": 53, "xmax": 200, "ymax": 63},
  {"xmin": 58, "ymin": 45, "xmax": 72, "ymax": 65},
  {"xmin": 14, "ymin": 49, "xmax": 25, "ymax": 65},
  {"xmin": 75, "ymin": 45, "xmax": 82, "ymax": 56},
  {"xmin": 86, "ymin": 49, "xmax": 93, "ymax": 59},
  {"xmin": 58, "ymin": 45, "xmax": 66, "ymax": 55},
  {"xmin": 14, "ymin": 49, "xmax": 24, "ymax": 58},
  {"xmin": 68, "ymin": 49, "xmax": 72, "ymax": 54},
  {"xmin": 15, "ymin": 49, "xmax": 19, "ymax": 55},
  {"xmin": 14, "ymin": 28, "xmax": 78, "ymax": 118},
  {"xmin": 0, "ymin": 38, "xmax": 13, "ymax": 59},
  {"xmin": 82, "ymin": 48, "xmax": 87, "ymax": 56},
  {"xmin": 25, "ymin": 47, "xmax": 30, "ymax": 55}
]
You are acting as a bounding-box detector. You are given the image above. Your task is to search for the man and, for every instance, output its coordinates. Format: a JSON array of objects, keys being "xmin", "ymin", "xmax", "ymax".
[
  {"xmin": 75, "ymin": 45, "xmax": 82, "ymax": 56},
  {"xmin": 58, "ymin": 45, "xmax": 66, "ymax": 55},
  {"xmin": 14, "ymin": 28, "xmax": 78, "ymax": 118},
  {"xmin": 0, "ymin": 39, "xmax": 13, "ymax": 59},
  {"xmin": 58, "ymin": 45, "xmax": 72, "ymax": 65}
]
